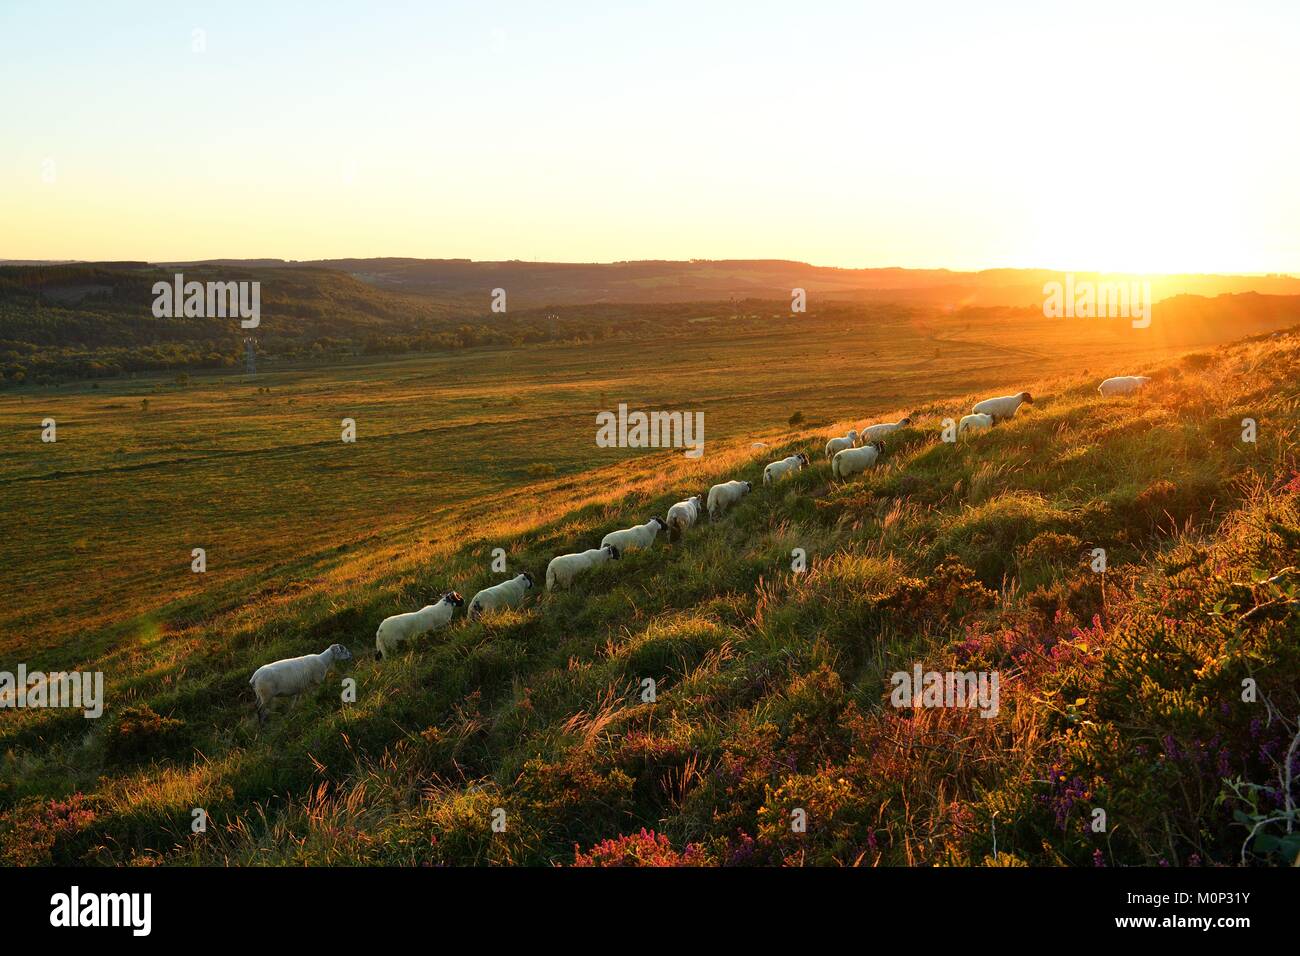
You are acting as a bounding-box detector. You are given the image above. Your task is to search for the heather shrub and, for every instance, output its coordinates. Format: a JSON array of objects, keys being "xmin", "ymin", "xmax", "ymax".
[
  {"xmin": 931, "ymin": 493, "xmax": 1073, "ymax": 584},
  {"xmin": 573, "ymin": 828, "xmax": 705, "ymax": 866},
  {"xmin": 868, "ymin": 558, "xmax": 997, "ymax": 633},
  {"xmin": 0, "ymin": 794, "xmax": 97, "ymax": 866},
  {"xmin": 102, "ymin": 704, "xmax": 190, "ymax": 765},
  {"xmin": 1017, "ymin": 530, "xmax": 1082, "ymax": 569}
]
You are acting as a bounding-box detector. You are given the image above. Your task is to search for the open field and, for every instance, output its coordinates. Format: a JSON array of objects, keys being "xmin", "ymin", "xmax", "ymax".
[
  {"xmin": 3, "ymin": 301, "xmax": 1274, "ymax": 654},
  {"xmin": 2, "ymin": 300, "xmax": 1300, "ymax": 866}
]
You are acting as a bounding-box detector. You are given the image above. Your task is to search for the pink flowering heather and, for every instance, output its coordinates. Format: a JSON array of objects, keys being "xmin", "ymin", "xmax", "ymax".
[{"xmin": 573, "ymin": 829, "xmax": 706, "ymax": 867}]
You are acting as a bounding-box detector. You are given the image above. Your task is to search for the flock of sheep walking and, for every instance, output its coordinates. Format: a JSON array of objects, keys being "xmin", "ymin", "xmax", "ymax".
[{"xmin": 248, "ymin": 375, "xmax": 1153, "ymax": 721}]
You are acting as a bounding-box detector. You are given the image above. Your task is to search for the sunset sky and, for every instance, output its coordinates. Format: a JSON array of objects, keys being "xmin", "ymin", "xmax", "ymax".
[{"xmin": 4, "ymin": 0, "xmax": 1298, "ymax": 273}]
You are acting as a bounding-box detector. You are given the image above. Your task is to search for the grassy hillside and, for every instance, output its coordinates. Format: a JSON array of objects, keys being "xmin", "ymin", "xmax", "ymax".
[
  {"xmin": 0, "ymin": 304, "xmax": 1250, "ymax": 654},
  {"xmin": 2, "ymin": 324, "xmax": 1298, "ymax": 866}
]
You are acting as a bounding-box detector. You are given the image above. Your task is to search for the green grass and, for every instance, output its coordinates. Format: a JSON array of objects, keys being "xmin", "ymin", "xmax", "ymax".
[{"xmin": 2, "ymin": 311, "xmax": 1299, "ymax": 867}]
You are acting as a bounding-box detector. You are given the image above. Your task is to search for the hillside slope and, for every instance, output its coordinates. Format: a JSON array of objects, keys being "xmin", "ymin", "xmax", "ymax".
[{"xmin": 2, "ymin": 331, "xmax": 1299, "ymax": 867}]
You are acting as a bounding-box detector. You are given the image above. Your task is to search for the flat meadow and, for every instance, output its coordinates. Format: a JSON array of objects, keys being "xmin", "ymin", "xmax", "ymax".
[{"xmin": 2, "ymin": 299, "xmax": 1298, "ymax": 866}]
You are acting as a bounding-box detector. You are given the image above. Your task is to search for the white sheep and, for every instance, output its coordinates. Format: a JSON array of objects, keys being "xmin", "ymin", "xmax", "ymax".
[
  {"xmin": 825, "ymin": 429, "xmax": 859, "ymax": 459},
  {"xmin": 831, "ymin": 440, "xmax": 884, "ymax": 479},
  {"xmin": 249, "ymin": 643, "xmax": 353, "ymax": 723},
  {"xmin": 861, "ymin": 417, "xmax": 912, "ymax": 442},
  {"xmin": 467, "ymin": 574, "xmax": 534, "ymax": 621},
  {"xmin": 546, "ymin": 545, "xmax": 621, "ymax": 591},
  {"xmin": 707, "ymin": 479, "xmax": 752, "ymax": 519},
  {"xmin": 375, "ymin": 592, "xmax": 464, "ymax": 660},
  {"xmin": 763, "ymin": 453, "xmax": 809, "ymax": 485},
  {"xmin": 971, "ymin": 392, "xmax": 1033, "ymax": 422},
  {"xmin": 666, "ymin": 495, "xmax": 704, "ymax": 542},
  {"xmin": 958, "ymin": 413, "xmax": 994, "ymax": 434},
  {"xmin": 1098, "ymin": 375, "xmax": 1151, "ymax": 396},
  {"xmin": 601, "ymin": 517, "xmax": 667, "ymax": 553}
]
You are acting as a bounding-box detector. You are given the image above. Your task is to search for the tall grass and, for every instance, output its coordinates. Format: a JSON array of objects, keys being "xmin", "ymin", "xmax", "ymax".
[{"xmin": 3, "ymin": 330, "xmax": 1299, "ymax": 866}]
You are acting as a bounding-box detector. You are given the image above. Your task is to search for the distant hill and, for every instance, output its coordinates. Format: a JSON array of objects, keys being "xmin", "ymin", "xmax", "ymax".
[
  {"xmin": 0, "ymin": 264, "xmax": 457, "ymax": 381},
  {"xmin": 161, "ymin": 257, "xmax": 1300, "ymax": 309},
  {"xmin": 0, "ymin": 263, "xmax": 774, "ymax": 382},
  {"xmin": 3, "ymin": 259, "xmax": 1300, "ymax": 383}
]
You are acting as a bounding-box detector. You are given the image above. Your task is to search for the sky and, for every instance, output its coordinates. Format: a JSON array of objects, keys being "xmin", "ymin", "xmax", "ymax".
[{"xmin": 3, "ymin": 0, "xmax": 1298, "ymax": 273}]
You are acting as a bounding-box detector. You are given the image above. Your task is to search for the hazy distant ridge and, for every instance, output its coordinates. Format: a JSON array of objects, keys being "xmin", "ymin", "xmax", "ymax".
[{"xmin": 58, "ymin": 257, "xmax": 1300, "ymax": 309}]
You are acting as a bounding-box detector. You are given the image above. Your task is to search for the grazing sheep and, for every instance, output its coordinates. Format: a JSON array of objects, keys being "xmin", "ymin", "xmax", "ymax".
[
  {"xmin": 958, "ymin": 413, "xmax": 994, "ymax": 434},
  {"xmin": 546, "ymin": 546, "xmax": 621, "ymax": 591},
  {"xmin": 763, "ymin": 453, "xmax": 809, "ymax": 485},
  {"xmin": 601, "ymin": 517, "xmax": 667, "ymax": 553},
  {"xmin": 707, "ymin": 479, "xmax": 752, "ymax": 519},
  {"xmin": 831, "ymin": 440, "xmax": 885, "ymax": 479},
  {"xmin": 250, "ymin": 643, "xmax": 353, "ymax": 723},
  {"xmin": 1098, "ymin": 375, "xmax": 1151, "ymax": 396},
  {"xmin": 375, "ymin": 592, "xmax": 464, "ymax": 660},
  {"xmin": 824, "ymin": 429, "xmax": 859, "ymax": 459},
  {"xmin": 467, "ymin": 573, "xmax": 534, "ymax": 621},
  {"xmin": 666, "ymin": 495, "xmax": 704, "ymax": 542},
  {"xmin": 861, "ymin": 417, "xmax": 912, "ymax": 442},
  {"xmin": 972, "ymin": 392, "xmax": 1033, "ymax": 422}
]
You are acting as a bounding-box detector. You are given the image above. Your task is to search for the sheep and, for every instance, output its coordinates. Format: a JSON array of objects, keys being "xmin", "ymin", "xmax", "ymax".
[
  {"xmin": 707, "ymin": 479, "xmax": 752, "ymax": 519},
  {"xmin": 831, "ymin": 440, "xmax": 885, "ymax": 479},
  {"xmin": 971, "ymin": 392, "xmax": 1033, "ymax": 422},
  {"xmin": 1098, "ymin": 375, "xmax": 1151, "ymax": 396},
  {"xmin": 861, "ymin": 417, "xmax": 912, "ymax": 443},
  {"xmin": 249, "ymin": 643, "xmax": 353, "ymax": 723},
  {"xmin": 958, "ymin": 413, "xmax": 994, "ymax": 434},
  {"xmin": 375, "ymin": 592, "xmax": 464, "ymax": 660},
  {"xmin": 824, "ymin": 429, "xmax": 859, "ymax": 459},
  {"xmin": 546, "ymin": 545, "xmax": 621, "ymax": 591},
  {"xmin": 665, "ymin": 495, "xmax": 704, "ymax": 542},
  {"xmin": 601, "ymin": 517, "xmax": 667, "ymax": 553},
  {"xmin": 467, "ymin": 573, "xmax": 534, "ymax": 621},
  {"xmin": 763, "ymin": 453, "xmax": 809, "ymax": 485}
]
